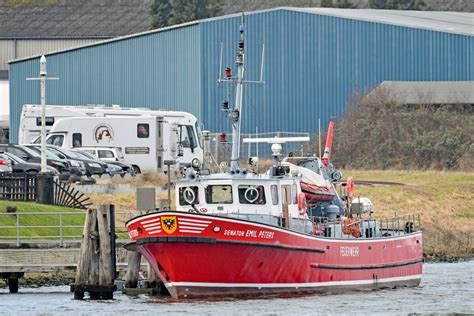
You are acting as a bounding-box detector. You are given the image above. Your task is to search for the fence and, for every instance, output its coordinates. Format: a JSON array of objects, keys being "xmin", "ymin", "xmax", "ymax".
[
  {"xmin": 0, "ymin": 174, "xmax": 91, "ymax": 209},
  {"xmin": 0, "ymin": 210, "xmax": 132, "ymax": 247},
  {"xmin": 0, "ymin": 174, "xmax": 37, "ymax": 201}
]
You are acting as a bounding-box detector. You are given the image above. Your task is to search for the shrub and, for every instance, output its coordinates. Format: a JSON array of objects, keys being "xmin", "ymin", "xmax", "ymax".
[{"xmin": 325, "ymin": 89, "xmax": 474, "ymax": 170}]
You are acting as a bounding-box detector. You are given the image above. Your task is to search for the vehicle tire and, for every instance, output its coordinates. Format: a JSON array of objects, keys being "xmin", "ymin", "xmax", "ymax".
[
  {"xmin": 132, "ymin": 165, "xmax": 141, "ymax": 174},
  {"xmin": 26, "ymin": 170, "xmax": 38, "ymax": 175}
]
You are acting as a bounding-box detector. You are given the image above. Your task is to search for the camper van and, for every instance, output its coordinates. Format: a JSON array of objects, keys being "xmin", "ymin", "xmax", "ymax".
[
  {"xmin": 44, "ymin": 115, "xmax": 203, "ymax": 173},
  {"xmin": 19, "ymin": 104, "xmax": 201, "ymax": 145}
]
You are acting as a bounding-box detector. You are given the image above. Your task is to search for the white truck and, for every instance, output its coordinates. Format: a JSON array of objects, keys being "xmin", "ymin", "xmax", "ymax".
[
  {"xmin": 19, "ymin": 105, "xmax": 203, "ymax": 172},
  {"xmin": 19, "ymin": 104, "xmax": 201, "ymax": 144},
  {"xmin": 45, "ymin": 115, "xmax": 202, "ymax": 173}
]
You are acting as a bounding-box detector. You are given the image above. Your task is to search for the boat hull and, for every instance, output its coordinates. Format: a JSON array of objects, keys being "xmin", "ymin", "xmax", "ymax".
[{"xmin": 127, "ymin": 212, "xmax": 423, "ymax": 299}]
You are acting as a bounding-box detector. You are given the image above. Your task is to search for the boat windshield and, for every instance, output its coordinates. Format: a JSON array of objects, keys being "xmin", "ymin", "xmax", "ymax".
[
  {"xmin": 205, "ymin": 185, "xmax": 233, "ymax": 204},
  {"xmin": 238, "ymin": 185, "xmax": 266, "ymax": 205},
  {"xmin": 179, "ymin": 186, "xmax": 199, "ymax": 205}
]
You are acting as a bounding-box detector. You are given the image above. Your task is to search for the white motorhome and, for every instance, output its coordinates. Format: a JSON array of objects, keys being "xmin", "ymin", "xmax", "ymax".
[
  {"xmin": 44, "ymin": 115, "xmax": 203, "ymax": 173},
  {"xmin": 19, "ymin": 104, "xmax": 202, "ymax": 144}
]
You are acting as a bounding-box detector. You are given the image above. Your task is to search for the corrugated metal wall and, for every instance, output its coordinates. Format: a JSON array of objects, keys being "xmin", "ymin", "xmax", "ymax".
[
  {"xmin": 200, "ymin": 10, "xmax": 473, "ymax": 136},
  {"xmin": 9, "ymin": 26, "xmax": 202, "ymax": 142},
  {"xmin": 9, "ymin": 9, "xmax": 473, "ymax": 143},
  {"xmin": 0, "ymin": 39, "xmax": 102, "ymax": 71}
]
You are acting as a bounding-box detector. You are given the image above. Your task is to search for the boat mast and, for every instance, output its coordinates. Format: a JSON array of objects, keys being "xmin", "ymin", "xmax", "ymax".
[{"xmin": 230, "ymin": 17, "xmax": 246, "ymax": 171}]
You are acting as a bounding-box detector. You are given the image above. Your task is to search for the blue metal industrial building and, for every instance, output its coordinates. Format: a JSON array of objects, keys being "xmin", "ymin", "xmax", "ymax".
[{"xmin": 8, "ymin": 8, "xmax": 474, "ymax": 143}]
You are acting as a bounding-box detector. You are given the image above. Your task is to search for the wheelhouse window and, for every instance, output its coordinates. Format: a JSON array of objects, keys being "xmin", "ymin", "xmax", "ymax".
[
  {"xmin": 238, "ymin": 185, "xmax": 266, "ymax": 205},
  {"xmin": 179, "ymin": 186, "xmax": 199, "ymax": 206},
  {"xmin": 292, "ymin": 184, "xmax": 298, "ymax": 204},
  {"xmin": 282, "ymin": 185, "xmax": 291, "ymax": 205},
  {"xmin": 271, "ymin": 185, "xmax": 279, "ymax": 205},
  {"xmin": 205, "ymin": 185, "xmax": 233, "ymax": 204}
]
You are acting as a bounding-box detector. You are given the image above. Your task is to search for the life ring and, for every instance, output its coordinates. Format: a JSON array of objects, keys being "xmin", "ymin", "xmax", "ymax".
[
  {"xmin": 183, "ymin": 187, "xmax": 196, "ymax": 204},
  {"xmin": 244, "ymin": 186, "xmax": 259, "ymax": 203},
  {"xmin": 298, "ymin": 192, "xmax": 307, "ymax": 214},
  {"xmin": 346, "ymin": 176, "xmax": 355, "ymax": 199}
]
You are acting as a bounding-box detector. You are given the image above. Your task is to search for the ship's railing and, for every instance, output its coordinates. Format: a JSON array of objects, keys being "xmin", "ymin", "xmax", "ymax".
[
  {"xmin": 306, "ymin": 213, "xmax": 421, "ymax": 238},
  {"xmin": 378, "ymin": 213, "xmax": 421, "ymax": 236}
]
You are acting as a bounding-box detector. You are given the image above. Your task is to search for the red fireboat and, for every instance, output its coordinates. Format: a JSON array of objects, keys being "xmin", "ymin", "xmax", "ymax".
[{"xmin": 125, "ymin": 17, "xmax": 422, "ymax": 299}]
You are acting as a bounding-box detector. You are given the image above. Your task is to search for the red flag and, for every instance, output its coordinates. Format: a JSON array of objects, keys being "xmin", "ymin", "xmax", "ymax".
[{"xmin": 322, "ymin": 120, "xmax": 334, "ymax": 169}]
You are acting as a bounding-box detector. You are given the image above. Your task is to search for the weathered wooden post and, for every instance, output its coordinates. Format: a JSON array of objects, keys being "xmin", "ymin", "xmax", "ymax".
[
  {"xmin": 124, "ymin": 251, "xmax": 142, "ymax": 288},
  {"xmin": 73, "ymin": 208, "xmax": 96, "ymax": 299},
  {"xmin": 72, "ymin": 205, "xmax": 116, "ymax": 300},
  {"xmin": 123, "ymin": 188, "xmax": 157, "ymax": 294}
]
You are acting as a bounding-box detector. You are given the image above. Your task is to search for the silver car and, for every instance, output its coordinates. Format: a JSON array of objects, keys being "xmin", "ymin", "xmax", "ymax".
[{"xmin": 0, "ymin": 154, "xmax": 13, "ymax": 173}]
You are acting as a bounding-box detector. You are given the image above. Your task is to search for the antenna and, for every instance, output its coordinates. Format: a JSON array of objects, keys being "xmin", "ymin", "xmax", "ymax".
[
  {"xmin": 217, "ymin": 13, "xmax": 265, "ymax": 172},
  {"xmin": 318, "ymin": 118, "xmax": 321, "ymax": 159},
  {"xmin": 218, "ymin": 42, "xmax": 224, "ymax": 84}
]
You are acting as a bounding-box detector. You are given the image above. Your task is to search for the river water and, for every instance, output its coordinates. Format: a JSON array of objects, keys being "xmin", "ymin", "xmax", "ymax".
[{"xmin": 0, "ymin": 261, "xmax": 472, "ymax": 315}]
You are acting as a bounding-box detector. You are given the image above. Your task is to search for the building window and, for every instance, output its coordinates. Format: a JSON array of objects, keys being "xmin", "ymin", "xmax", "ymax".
[{"xmin": 137, "ymin": 124, "xmax": 149, "ymax": 138}]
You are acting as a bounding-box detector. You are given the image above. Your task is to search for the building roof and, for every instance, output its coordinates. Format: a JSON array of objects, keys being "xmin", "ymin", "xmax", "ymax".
[
  {"xmin": 365, "ymin": 81, "xmax": 474, "ymax": 104},
  {"xmin": 0, "ymin": 0, "xmax": 152, "ymax": 39},
  {"xmin": 8, "ymin": 7, "xmax": 474, "ymax": 63},
  {"xmin": 290, "ymin": 8, "xmax": 474, "ymax": 36}
]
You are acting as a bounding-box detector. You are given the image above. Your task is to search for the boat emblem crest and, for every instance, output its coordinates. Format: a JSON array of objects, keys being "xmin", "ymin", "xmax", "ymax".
[{"xmin": 162, "ymin": 216, "xmax": 177, "ymax": 234}]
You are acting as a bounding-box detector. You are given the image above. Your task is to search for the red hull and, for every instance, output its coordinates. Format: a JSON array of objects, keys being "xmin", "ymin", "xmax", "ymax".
[{"xmin": 127, "ymin": 212, "xmax": 423, "ymax": 299}]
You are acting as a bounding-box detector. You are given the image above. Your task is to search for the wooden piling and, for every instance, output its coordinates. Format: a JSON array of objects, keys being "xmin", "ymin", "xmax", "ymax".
[
  {"xmin": 72, "ymin": 205, "xmax": 116, "ymax": 300},
  {"xmin": 124, "ymin": 251, "xmax": 142, "ymax": 288},
  {"xmin": 147, "ymin": 262, "xmax": 158, "ymax": 287},
  {"xmin": 97, "ymin": 205, "xmax": 113, "ymax": 286},
  {"xmin": 74, "ymin": 208, "xmax": 95, "ymax": 299}
]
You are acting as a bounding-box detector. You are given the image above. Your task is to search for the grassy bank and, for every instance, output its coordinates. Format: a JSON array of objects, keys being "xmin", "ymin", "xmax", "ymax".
[
  {"xmin": 88, "ymin": 170, "xmax": 474, "ymax": 260},
  {"xmin": 0, "ymin": 201, "xmax": 85, "ymax": 241}
]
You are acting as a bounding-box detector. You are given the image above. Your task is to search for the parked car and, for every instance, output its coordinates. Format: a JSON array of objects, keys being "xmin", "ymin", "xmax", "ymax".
[
  {"xmin": 0, "ymin": 152, "xmax": 58, "ymax": 175},
  {"xmin": 71, "ymin": 150, "xmax": 126, "ymax": 177},
  {"xmin": 72, "ymin": 148, "xmax": 135, "ymax": 177},
  {"xmin": 39, "ymin": 145, "xmax": 108, "ymax": 177},
  {"xmin": 0, "ymin": 144, "xmax": 69, "ymax": 175},
  {"xmin": 26, "ymin": 145, "xmax": 85, "ymax": 179},
  {"xmin": 0, "ymin": 154, "xmax": 13, "ymax": 174},
  {"xmin": 78, "ymin": 147, "xmax": 125, "ymax": 162}
]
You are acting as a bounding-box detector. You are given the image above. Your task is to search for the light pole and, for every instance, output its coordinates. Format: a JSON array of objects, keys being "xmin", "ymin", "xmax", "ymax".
[
  {"xmin": 39, "ymin": 56, "xmax": 47, "ymax": 173},
  {"xmin": 26, "ymin": 55, "xmax": 58, "ymax": 173}
]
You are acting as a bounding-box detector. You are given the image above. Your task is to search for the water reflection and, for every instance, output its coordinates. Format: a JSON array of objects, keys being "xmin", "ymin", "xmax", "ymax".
[{"xmin": 0, "ymin": 261, "xmax": 472, "ymax": 315}]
